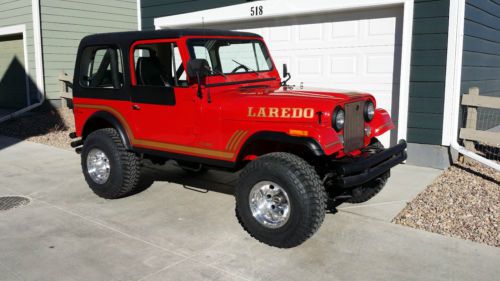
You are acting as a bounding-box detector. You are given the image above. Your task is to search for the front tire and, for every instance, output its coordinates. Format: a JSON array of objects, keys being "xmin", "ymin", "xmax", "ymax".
[
  {"xmin": 81, "ymin": 128, "xmax": 149, "ymax": 199},
  {"xmin": 235, "ymin": 152, "xmax": 326, "ymax": 248}
]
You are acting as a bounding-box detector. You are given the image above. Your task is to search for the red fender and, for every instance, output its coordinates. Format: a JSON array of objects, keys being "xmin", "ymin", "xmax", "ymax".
[{"xmin": 371, "ymin": 108, "xmax": 394, "ymax": 137}]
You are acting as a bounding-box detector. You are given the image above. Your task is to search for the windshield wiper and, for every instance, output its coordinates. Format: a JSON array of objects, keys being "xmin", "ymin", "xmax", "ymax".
[{"xmin": 232, "ymin": 59, "xmax": 259, "ymax": 76}]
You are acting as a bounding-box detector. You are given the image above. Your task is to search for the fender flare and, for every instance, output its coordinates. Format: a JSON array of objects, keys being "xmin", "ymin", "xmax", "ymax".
[
  {"xmin": 236, "ymin": 131, "xmax": 325, "ymax": 162},
  {"xmin": 81, "ymin": 111, "xmax": 132, "ymax": 150}
]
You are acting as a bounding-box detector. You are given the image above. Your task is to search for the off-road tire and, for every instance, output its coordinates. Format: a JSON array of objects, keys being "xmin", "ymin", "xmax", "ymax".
[
  {"xmin": 81, "ymin": 128, "xmax": 150, "ymax": 199},
  {"xmin": 347, "ymin": 139, "xmax": 389, "ymax": 203},
  {"xmin": 235, "ymin": 152, "xmax": 327, "ymax": 248}
]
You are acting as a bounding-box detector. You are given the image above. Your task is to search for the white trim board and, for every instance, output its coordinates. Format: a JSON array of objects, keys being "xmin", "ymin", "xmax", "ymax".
[
  {"xmin": 32, "ymin": 0, "xmax": 45, "ymax": 98},
  {"xmin": 0, "ymin": 24, "xmax": 30, "ymax": 106},
  {"xmin": 154, "ymin": 0, "xmax": 413, "ymax": 142},
  {"xmin": 442, "ymin": 0, "xmax": 466, "ymax": 146},
  {"xmin": 137, "ymin": 0, "xmax": 142, "ymax": 31}
]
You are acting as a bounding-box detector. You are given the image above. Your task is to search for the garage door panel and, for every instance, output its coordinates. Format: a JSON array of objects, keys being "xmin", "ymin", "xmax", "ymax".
[
  {"xmin": 296, "ymin": 56, "xmax": 323, "ymax": 75},
  {"xmin": 298, "ymin": 23, "xmax": 324, "ymax": 41},
  {"xmin": 268, "ymin": 26, "xmax": 291, "ymax": 42},
  {"xmin": 277, "ymin": 50, "xmax": 396, "ymax": 84},
  {"xmin": 331, "ymin": 20, "xmax": 359, "ymax": 39},
  {"xmin": 330, "ymin": 55, "xmax": 357, "ymax": 75}
]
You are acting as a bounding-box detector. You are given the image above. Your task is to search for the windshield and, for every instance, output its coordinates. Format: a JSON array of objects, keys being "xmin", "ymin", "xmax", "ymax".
[{"xmin": 187, "ymin": 39, "xmax": 273, "ymax": 75}]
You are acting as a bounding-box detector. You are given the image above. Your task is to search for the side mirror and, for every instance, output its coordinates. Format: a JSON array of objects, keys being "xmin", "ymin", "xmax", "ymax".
[
  {"xmin": 187, "ymin": 58, "xmax": 211, "ymax": 78},
  {"xmin": 187, "ymin": 59, "xmax": 211, "ymax": 99},
  {"xmin": 281, "ymin": 63, "xmax": 291, "ymax": 86},
  {"xmin": 283, "ymin": 63, "xmax": 288, "ymax": 77}
]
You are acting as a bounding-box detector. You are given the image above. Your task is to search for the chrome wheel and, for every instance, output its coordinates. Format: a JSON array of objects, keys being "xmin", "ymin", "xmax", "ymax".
[
  {"xmin": 249, "ymin": 181, "xmax": 291, "ymax": 229},
  {"xmin": 86, "ymin": 148, "xmax": 111, "ymax": 184}
]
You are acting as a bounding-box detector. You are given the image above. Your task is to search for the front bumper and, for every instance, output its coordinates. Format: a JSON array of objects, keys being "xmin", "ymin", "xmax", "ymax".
[{"xmin": 334, "ymin": 140, "xmax": 407, "ymax": 188}]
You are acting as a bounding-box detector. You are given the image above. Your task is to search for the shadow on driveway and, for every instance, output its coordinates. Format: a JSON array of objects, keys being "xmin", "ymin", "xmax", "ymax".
[{"xmin": 140, "ymin": 161, "xmax": 346, "ymax": 213}]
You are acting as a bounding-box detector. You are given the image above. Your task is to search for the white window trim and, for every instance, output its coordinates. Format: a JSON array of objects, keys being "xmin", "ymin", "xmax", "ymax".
[
  {"xmin": 0, "ymin": 24, "xmax": 30, "ymax": 106},
  {"xmin": 154, "ymin": 0, "xmax": 414, "ymax": 142},
  {"xmin": 32, "ymin": 0, "xmax": 45, "ymax": 98}
]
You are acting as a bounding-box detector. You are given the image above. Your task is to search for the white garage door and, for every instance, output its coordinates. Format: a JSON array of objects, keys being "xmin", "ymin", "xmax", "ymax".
[{"xmin": 206, "ymin": 7, "xmax": 403, "ymax": 146}]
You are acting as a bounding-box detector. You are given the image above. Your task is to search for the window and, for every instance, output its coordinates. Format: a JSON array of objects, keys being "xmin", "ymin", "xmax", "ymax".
[
  {"xmin": 80, "ymin": 46, "xmax": 123, "ymax": 89},
  {"xmin": 133, "ymin": 42, "xmax": 187, "ymax": 87},
  {"xmin": 188, "ymin": 39, "xmax": 273, "ymax": 74}
]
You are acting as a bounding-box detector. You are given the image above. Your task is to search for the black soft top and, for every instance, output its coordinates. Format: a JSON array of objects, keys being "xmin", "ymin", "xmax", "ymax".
[{"xmin": 80, "ymin": 28, "xmax": 262, "ymax": 46}]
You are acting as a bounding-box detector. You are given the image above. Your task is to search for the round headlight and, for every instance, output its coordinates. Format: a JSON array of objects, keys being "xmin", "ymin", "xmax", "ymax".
[
  {"xmin": 332, "ymin": 107, "xmax": 345, "ymax": 132},
  {"xmin": 364, "ymin": 101, "xmax": 375, "ymax": 121}
]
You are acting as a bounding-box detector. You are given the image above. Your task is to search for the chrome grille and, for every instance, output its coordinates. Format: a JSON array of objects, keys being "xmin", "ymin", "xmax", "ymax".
[{"xmin": 344, "ymin": 101, "xmax": 365, "ymax": 152}]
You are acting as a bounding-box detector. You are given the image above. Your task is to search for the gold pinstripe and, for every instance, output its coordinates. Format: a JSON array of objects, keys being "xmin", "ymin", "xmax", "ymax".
[
  {"xmin": 229, "ymin": 130, "xmax": 248, "ymax": 152},
  {"xmin": 226, "ymin": 130, "xmax": 243, "ymax": 151}
]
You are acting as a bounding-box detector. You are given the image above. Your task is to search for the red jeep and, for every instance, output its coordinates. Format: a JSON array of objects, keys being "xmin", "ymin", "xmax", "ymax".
[{"xmin": 70, "ymin": 29, "xmax": 406, "ymax": 248}]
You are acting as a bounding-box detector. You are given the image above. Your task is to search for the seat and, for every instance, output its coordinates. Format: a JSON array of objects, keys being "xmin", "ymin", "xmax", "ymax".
[{"xmin": 136, "ymin": 57, "xmax": 171, "ymax": 86}]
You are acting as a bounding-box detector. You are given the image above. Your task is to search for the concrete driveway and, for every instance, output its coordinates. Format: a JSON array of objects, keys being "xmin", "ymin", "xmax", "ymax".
[{"xmin": 0, "ymin": 136, "xmax": 498, "ymax": 281}]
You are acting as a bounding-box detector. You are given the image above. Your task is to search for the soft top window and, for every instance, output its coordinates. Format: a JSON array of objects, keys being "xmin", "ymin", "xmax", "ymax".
[{"xmin": 79, "ymin": 46, "xmax": 123, "ymax": 89}]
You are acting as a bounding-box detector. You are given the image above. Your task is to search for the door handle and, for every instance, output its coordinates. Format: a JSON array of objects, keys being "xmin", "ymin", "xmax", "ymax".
[{"xmin": 132, "ymin": 104, "xmax": 141, "ymax": 110}]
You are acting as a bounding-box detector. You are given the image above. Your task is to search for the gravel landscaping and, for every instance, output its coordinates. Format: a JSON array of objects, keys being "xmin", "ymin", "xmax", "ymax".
[
  {"xmin": 0, "ymin": 108, "xmax": 74, "ymax": 150},
  {"xmin": 394, "ymin": 161, "xmax": 499, "ymax": 247}
]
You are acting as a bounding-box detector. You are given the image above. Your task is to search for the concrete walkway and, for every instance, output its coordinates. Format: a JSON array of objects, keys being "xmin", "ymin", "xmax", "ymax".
[{"xmin": 0, "ymin": 136, "xmax": 498, "ymax": 281}]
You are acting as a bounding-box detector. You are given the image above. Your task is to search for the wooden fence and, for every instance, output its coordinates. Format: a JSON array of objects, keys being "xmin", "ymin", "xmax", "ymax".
[
  {"xmin": 59, "ymin": 72, "xmax": 73, "ymax": 108},
  {"xmin": 459, "ymin": 87, "xmax": 500, "ymax": 152}
]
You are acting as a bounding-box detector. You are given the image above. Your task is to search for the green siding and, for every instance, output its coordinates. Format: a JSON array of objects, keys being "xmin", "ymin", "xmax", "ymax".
[
  {"xmin": 0, "ymin": 0, "xmax": 37, "ymax": 108},
  {"xmin": 460, "ymin": 0, "xmax": 500, "ymax": 131},
  {"xmin": 141, "ymin": 0, "xmax": 247, "ymax": 30},
  {"xmin": 40, "ymin": 0, "xmax": 137, "ymax": 103},
  {"xmin": 407, "ymin": 0, "xmax": 450, "ymax": 145}
]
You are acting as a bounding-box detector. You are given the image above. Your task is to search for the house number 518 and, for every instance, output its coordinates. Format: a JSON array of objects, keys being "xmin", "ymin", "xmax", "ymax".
[{"xmin": 250, "ymin": 6, "xmax": 263, "ymax": 16}]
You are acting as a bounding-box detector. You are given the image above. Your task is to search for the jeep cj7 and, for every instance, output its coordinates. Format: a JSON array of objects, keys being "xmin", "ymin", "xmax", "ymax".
[{"xmin": 69, "ymin": 29, "xmax": 407, "ymax": 248}]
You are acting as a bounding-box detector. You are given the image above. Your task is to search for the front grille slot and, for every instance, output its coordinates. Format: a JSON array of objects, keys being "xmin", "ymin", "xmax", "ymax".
[{"xmin": 344, "ymin": 101, "xmax": 365, "ymax": 152}]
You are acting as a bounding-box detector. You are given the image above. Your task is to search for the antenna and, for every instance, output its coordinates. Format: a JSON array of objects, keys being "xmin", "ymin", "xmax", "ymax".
[{"xmin": 202, "ymin": 16, "xmax": 212, "ymax": 103}]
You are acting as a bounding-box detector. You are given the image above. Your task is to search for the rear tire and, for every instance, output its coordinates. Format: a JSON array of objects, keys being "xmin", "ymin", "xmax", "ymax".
[
  {"xmin": 235, "ymin": 152, "xmax": 326, "ymax": 248},
  {"xmin": 81, "ymin": 128, "xmax": 151, "ymax": 199},
  {"xmin": 347, "ymin": 139, "xmax": 389, "ymax": 203}
]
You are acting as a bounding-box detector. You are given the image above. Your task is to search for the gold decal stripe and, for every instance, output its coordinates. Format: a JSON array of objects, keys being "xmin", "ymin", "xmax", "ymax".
[
  {"xmin": 230, "ymin": 130, "xmax": 248, "ymax": 152},
  {"xmin": 76, "ymin": 104, "xmax": 135, "ymax": 139},
  {"xmin": 226, "ymin": 130, "xmax": 242, "ymax": 151},
  {"xmin": 134, "ymin": 139, "xmax": 234, "ymax": 159},
  {"xmin": 75, "ymin": 104, "xmax": 235, "ymax": 160}
]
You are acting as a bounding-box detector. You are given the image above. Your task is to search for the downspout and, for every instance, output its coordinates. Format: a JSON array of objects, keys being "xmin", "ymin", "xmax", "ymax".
[
  {"xmin": 447, "ymin": 0, "xmax": 500, "ymax": 171},
  {"xmin": 0, "ymin": 0, "xmax": 45, "ymax": 124}
]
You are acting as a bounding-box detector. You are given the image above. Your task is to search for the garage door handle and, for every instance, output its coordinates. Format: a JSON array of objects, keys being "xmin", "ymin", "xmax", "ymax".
[{"xmin": 132, "ymin": 104, "xmax": 141, "ymax": 110}]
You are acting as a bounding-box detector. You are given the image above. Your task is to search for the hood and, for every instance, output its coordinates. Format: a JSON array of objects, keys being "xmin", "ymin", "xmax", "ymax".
[{"xmin": 220, "ymin": 86, "xmax": 373, "ymax": 122}]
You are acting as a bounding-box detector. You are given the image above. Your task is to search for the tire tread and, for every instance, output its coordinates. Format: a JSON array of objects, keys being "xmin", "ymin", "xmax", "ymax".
[{"xmin": 236, "ymin": 152, "xmax": 326, "ymax": 248}]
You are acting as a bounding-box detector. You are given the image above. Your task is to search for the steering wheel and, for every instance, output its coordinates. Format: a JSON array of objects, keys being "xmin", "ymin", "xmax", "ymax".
[{"xmin": 231, "ymin": 65, "xmax": 247, "ymax": 73}]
